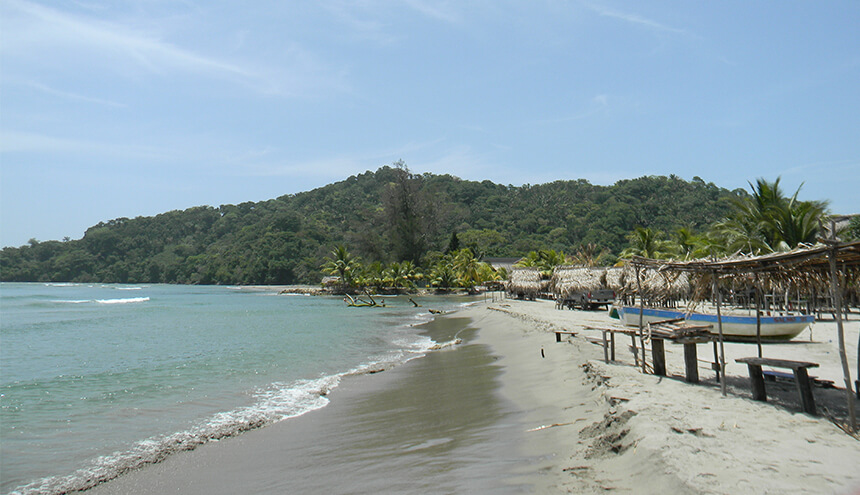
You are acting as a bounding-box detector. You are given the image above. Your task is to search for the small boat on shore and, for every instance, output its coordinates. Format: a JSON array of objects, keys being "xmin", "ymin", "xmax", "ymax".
[{"xmin": 614, "ymin": 306, "xmax": 814, "ymax": 341}]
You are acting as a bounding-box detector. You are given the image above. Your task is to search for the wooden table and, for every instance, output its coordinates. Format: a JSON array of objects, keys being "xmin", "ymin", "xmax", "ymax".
[{"xmin": 735, "ymin": 357, "xmax": 819, "ymax": 415}]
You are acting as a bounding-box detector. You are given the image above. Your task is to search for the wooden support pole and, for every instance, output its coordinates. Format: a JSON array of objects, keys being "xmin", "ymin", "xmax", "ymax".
[
  {"xmin": 828, "ymin": 242, "xmax": 857, "ymax": 431},
  {"xmin": 746, "ymin": 363, "xmax": 767, "ymax": 401},
  {"xmin": 713, "ymin": 271, "xmax": 727, "ymax": 397},
  {"xmin": 684, "ymin": 343, "xmax": 699, "ymax": 383},
  {"xmin": 651, "ymin": 338, "xmax": 666, "ymax": 376},
  {"xmin": 602, "ymin": 330, "xmax": 609, "ymax": 363},
  {"xmin": 793, "ymin": 367, "xmax": 817, "ymax": 416},
  {"xmin": 754, "ymin": 273, "xmax": 763, "ymax": 359},
  {"xmin": 636, "ymin": 265, "xmax": 646, "ymax": 373},
  {"xmin": 610, "ymin": 331, "xmax": 616, "ymax": 361},
  {"xmin": 631, "ymin": 334, "xmax": 639, "ymax": 367}
]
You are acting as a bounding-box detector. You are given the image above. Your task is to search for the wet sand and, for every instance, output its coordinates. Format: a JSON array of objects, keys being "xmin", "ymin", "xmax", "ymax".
[{"xmin": 89, "ymin": 299, "xmax": 860, "ymax": 494}]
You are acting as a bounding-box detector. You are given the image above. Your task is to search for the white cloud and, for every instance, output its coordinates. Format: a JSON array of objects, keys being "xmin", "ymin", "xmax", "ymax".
[
  {"xmin": 0, "ymin": 130, "xmax": 164, "ymax": 159},
  {"xmin": 400, "ymin": 0, "xmax": 462, "ymax": 25},
  {"xmin": 2, "ymin": 0, "xmax": 252, "ymax": 77},
  {"xmin": 581, "ymin": 2, "xmax": 686, "ymax": 35},
  {"xmin": 1, "ymin": 0, "xmax": 346, "ymax": 97},
  {"xmin": 15, "ymin": 79, "xmax": 127, "ymax": 108}
]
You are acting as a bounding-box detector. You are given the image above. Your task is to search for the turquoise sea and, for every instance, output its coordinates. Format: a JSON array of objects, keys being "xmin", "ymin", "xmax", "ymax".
[{"xmin": 0, "ymin": 283, "xmax": 470, "ymax": 494}]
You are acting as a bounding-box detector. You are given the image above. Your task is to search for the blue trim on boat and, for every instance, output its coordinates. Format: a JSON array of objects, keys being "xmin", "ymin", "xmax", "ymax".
[{"xmin": 618, "ymin": 306, "xmax": 814, "ymax": 325}]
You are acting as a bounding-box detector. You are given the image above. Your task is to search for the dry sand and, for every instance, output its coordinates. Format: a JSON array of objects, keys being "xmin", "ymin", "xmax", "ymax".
[
  {"xmin": 477, "ymin": 298, "xmax": 860, "ymax": 494},
  {"xmin": 88, "ymin": 297, "xmax": 860, "ymax": 494}
]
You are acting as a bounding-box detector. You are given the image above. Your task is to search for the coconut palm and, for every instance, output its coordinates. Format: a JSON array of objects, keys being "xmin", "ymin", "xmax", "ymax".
[
  {"xmin": 515, "ymin": 249, "xmax": 566, "ymax": 277},
  {"xmin": 619, "ymin": 227, "xmax": 677, "ymax": 259},
  {"xmin": 321, "ymin": 245, "xmax": 362, "ymax": 288},
  {"xmin": 429, "ymin": 262, "xmax": 459, "ymax": 290},
  {"xmin": 717, "ymin": 178, "xmax": 828, "ymax": 254},
  {"xmin": 571, "ymin": 243, "xmax": 610, "ymax": 267}
]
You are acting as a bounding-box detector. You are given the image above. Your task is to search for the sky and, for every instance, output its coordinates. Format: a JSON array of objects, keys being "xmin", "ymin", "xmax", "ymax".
[{"xmin": 1, "ymin": 1, "xmax": 858, "ymax": 248}]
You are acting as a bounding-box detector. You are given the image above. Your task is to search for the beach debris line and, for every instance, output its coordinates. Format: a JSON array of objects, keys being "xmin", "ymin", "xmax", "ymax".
[
  {"xmin": 526, "ymin": 419, "xmax": 587, "ymax": 432},
  {"xmin": 428, "ymin": 339, "xmax": 462, "ymax": 350}
]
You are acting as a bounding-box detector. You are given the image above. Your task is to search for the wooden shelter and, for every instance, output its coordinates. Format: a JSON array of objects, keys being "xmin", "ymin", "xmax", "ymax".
[
  {"xmin": 550, "ymin": 265, "xmax": 607, "ymax": 298},
  {"xmin": 627, "ymin": 240, "xmax": 860, "ymax": 431},
  {"xmin": 507, "ymin": 266, "xmax": 543, "ymax": 300}
]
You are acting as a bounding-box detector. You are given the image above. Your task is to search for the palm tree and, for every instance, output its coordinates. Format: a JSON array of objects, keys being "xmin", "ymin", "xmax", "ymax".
[
  {"xmin": 453, "ymin": 249, "xmax": 482, "ymax": 288},
  {"xmin": 619, "ymin": 227, "xmax": 676, "ymax": 259},
  {"xmin": 717, "ymin": 178, "xmax": 829, "ymax": 254},
  {"xmin": 429, "ymin": 262, "xmax": 459, "ymax": 290},
  {"xmin": 321, "ymin": 245, "xmax": 362, "ymax": 288},
  {"xmin": 514, "ymin": 249, "xmax": 567, "ymax": 277},
  {"xmin": 571, "ymin": 243, "xmax": 610, "ymax": 267}
]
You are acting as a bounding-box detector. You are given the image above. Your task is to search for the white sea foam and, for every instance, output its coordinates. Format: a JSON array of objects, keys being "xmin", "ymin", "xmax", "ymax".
[
  {"xmin": 51, "ymin": 297, "xmax": 150, "ymax": 305},
  {"xmin": 115, "ymin": 287, "xmax": 143, "ymax": 291},
  {"xmin": 96, "ymin": 297, "xmax": 149, "ymax": 304},
  {"xmin": 10, "ymin": 375, "xmax": 342, "ymax": 495}
]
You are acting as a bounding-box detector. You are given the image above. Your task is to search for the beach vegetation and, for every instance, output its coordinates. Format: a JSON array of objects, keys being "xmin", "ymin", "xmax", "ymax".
[
  {"xmin": 5, "ymin": 167, "xmax": 810, "ymax": 285},
  {"xmin": 619, "ymin": 227, "xmax": 677, "ymax": 260},
  {"xmin": 514, "ymin": 249, "xmax": 567, "ymax": 278},
  {"xmin": 841, "ymin": 216, "xmax": 860, "ymax": 241},
  {"xmin": 321, "ymin": 245, "xmax": 362, "ymax": 289}
]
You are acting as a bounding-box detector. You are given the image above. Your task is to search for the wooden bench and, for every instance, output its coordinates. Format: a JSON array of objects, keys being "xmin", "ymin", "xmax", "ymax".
[
  {"xmin": 645, "ymin": 319, "xmax": 716, "ymax": 384},
  {"xmin": 584, "ymin": 325, "xmax": 640, "ymax": 364},
  {"xmin": 735, "ymin": 357, "xmax": 819, "ymax": 415},
  {"xmin": 554, "ymin": 331, "xmax": 577, "ymax": 342}
]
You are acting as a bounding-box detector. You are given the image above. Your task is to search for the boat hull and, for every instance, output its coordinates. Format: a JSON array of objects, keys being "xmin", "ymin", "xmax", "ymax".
[{"xmin": 615, "ymin": 306, "xmax": 813, "ymax": 341}]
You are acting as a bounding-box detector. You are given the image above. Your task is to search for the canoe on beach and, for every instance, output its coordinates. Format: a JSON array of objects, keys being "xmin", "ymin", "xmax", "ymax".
[{"xmin": 614, "ymin": 305, "xmax": 814, "ymax": 341}]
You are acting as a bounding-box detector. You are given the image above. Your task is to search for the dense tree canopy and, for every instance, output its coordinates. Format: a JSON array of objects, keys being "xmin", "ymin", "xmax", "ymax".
[{"xmin": 2, "ymin": 167, "xmax": 763, "ymax": 284}]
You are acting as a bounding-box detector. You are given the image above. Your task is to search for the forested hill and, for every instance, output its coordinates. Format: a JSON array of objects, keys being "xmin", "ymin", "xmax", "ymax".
[{"xmin": 1, "ymin": 166, "xmax": 740, "ymax": 284}]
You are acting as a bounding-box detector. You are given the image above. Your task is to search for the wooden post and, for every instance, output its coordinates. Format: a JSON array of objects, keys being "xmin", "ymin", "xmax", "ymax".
[
  {"xmin": 683, "ymin": 343, "xmax": 699, "ymax": 383},
  {"xmin": 610, "ymin": 331, "xmax": 616, "ymax": 361},
  {"xmin": 652, "ymin": 338, "xmax": 666, "ymax": 376},
  {"xmin": 794, "ymin": 367, "xmax": 817, "ymax": 415},
  {"xmin": 636, "ymin": 265, "xmax": 646, "ymax": 373},
  {"xmin": 713, "ymin": 271, "xmax": 727, "ymax": 397},
  {"xmin": 712, "ymin": 341, "xmax": 721, "ymax": 381},
  {"xmin": 631, "ymin": 334, "xmax": 639, "ymax": 367},
  {"xmin": 746, "ymin": 363, "xmax": 767, "ymax": 401},
  {"xmin": 602, "ymin": 330, "xmax": 609, "ymax": 363},
  {"xmin": 754, "ymin": 273, "xmax": 763, "ymax": 359},
  {"xmin": 827, "ymin": 241, "xmax": 857, "ymax": 431}
]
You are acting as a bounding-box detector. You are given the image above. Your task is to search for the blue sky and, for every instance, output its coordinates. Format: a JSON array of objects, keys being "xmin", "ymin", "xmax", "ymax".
[{"xmin": 1, "ymin": 1, "xmax": 858, "ymax": 248}]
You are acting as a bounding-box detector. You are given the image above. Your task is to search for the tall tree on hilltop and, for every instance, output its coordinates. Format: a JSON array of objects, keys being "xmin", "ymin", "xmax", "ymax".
[{"xmin": 382, "ymin": 160, "xmax": 436, "ymax": 264}]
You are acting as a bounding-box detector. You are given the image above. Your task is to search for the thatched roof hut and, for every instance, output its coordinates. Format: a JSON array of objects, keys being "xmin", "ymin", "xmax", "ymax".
[
  {"xmin": 627, "ymin": 240, "xmax": 860, "ymax": 431},
  {"xmin": 507, "ymin": 266, "xmax": 544, "ymax": 299},
  {"xmin": 551, "ymin": 265, "xmax": 608, "ymax": 297}
]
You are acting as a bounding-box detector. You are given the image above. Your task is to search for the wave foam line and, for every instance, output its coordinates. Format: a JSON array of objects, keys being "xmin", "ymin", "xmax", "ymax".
[
  {"xmin": 10, "ymin": 375, "xmax": 341, "ymax": 495},
  {"xmin": 97, "ymin": 297, "xmax": 149, "ymax": 304}
]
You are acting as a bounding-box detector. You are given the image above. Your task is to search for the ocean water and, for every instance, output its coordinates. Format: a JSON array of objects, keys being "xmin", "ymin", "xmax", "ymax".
[{"xmin": 0, "ymin": 283, "xmax": 470, "ymax": 494}]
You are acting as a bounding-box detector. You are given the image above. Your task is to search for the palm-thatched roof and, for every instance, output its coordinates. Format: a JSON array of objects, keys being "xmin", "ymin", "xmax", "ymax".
[
  {"xmin": 551, "ymin": 265, "xmax": 607, "ymax": 297},
  {"xmin": 507, "ymin": 266, "xmax": 544, "ymax": 296},
  {"xmin": 626, "ymin": 241, "xmax": 860, "ymax": 296}
]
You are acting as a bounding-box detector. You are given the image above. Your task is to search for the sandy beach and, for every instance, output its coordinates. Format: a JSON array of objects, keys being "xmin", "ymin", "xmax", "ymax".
[{"xmin": 88, "ymin": 297, "xmax": 860, "ymax": 494}]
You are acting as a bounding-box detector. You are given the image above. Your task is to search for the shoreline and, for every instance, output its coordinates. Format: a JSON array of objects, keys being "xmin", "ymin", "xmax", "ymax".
[{"xmin": 87, "ymin": 298, "xmax": 860, "ymax": 494}]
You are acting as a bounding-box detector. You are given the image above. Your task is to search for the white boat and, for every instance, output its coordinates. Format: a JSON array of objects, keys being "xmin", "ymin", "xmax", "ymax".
[{"xmin": 614, "ymin": 306, "xmax": 813, "ymax": 341}]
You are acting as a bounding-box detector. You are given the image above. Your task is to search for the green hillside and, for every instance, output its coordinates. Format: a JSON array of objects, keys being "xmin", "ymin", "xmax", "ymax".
[{"xmin": 1, "ymin": 166, "xmax": 740, "ymax": 284}]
